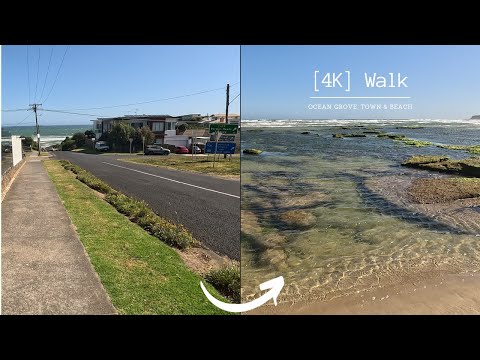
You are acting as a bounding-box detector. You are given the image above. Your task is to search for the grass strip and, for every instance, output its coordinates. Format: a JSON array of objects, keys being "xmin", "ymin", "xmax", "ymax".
[
  {"xmin": 57, "ymin": 160, "xmax": 240, "ymax": 301},
  {"xmin": 120, "ymin": 155, "xmax": 240, "ymax": 177},
  {"xmin": 45, "ymin": 160, "xmax": 227, "ymax": 314},
  {"xmin": 58, "ymin": 160, "xmax": 195, "ymax": 249}
]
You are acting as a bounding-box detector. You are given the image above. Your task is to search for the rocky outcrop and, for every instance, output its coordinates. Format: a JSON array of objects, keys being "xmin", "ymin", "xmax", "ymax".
[
  {"xmin": 401, "ymin": 155, "xmax": 480, "ymax": 177},
  {"xmin": 471, "ymin": 115, "xmax": 480, "ymax": 119}
]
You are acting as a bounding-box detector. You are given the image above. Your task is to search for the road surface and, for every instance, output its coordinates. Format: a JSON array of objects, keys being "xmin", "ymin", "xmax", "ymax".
[{"xmin": 53, "ymin": 152, "xmax": 240, "ymax": 260}]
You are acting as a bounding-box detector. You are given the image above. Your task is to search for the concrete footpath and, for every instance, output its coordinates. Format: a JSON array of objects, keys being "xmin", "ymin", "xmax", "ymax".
[{"xmin": 2, "ymin": 157, "xmax": 116, "ymax": 314}]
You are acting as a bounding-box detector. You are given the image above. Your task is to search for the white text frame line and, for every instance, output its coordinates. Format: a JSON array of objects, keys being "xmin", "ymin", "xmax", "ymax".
[{"xmin": 309, "ymin": 96, "xmax": 412, "ymax": 99}]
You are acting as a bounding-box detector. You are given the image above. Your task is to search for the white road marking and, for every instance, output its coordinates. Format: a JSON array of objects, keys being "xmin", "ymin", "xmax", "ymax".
[{"xmin": 102, "ymin": 161, "xmax": 240, "ymax": 199}]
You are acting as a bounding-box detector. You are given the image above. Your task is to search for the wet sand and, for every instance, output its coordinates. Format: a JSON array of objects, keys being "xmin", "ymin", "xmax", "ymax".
[{"xmin": 251, "ymin": 270, "xmax": 480, "ymax": 315}]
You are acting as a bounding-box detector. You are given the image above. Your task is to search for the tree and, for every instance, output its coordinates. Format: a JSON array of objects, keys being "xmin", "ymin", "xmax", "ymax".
[
  {"xmin": 23, "ymin": 136, "xmax": 34, "ymax": 147},
  {"xmin": 177, "ymin": 123, "xmax": 187, "ymax": 134},
  {"xmin": 133, "ymin": 126, "xmax": 155, "ymax": 150},
  {"xmin": 98, "ymin": 131, "xmax": 109, "ymax": 142},
  {"xmin": 71, "ymin": 132, "xmax": 86, "ymax": 147},
  {"xmin": 84, "ymin": 130, "xmax": 95, "ymax": 139},
  {"xmin": 108, "ymin": 122, "xmax": 135, "ymax": 151},
  {"xmin": 61, "ymin": 137, "xmax": 76, "ymax": 151}
]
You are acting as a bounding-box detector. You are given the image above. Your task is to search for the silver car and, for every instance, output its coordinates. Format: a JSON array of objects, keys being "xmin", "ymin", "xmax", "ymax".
[{"xmin": 144, "ymin": 145, "xmax": 170, "ymax": 155}]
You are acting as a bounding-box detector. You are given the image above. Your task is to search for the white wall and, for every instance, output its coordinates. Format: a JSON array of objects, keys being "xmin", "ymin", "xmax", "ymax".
[
  {"xmin": 164, "ymin": 135, "xmax": 189, "ymax": 147},
  {"xmin": 11, "ymin": 135, "xmax": 23, "ymax": 166}
]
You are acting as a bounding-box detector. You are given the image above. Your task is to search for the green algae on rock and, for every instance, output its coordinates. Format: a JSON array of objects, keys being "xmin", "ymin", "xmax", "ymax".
[
  {"xmin": 279, "ymin": 210, "xmax": 316, "ymax": 230},
  {"xmin": 408, "ymin": 177, "xmax": 480, "ymax": 204},
  {"xmin": 401, "ymin": 139, "xmax": 433, "ymax": 147},
  {"xmin": 395, "ymin": 126, "xmax": 425, "ymax": 129},
  {"xmin": 333, "ymin": 133, "xmax": 367, "ymax": 138},
  {"xmin": 402, "ymin": 155, "xmax": 480, "ymax": 177},
  {"xmin": 243, "ymin": 149, "xmax": 263, "ymax": 155},
  {"xmin": 437, "ymin": 144, "xmax": 480, "ymax": 155}
]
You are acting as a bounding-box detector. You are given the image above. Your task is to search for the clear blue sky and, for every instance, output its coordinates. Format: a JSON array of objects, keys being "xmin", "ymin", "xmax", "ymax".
[
  {"xmin": 242, "ymin": 45, "xmax": 480, "ymax": 119},
  {"xmin": 2, "ymin": 45, "xmax": 239, "ymax": 126}
]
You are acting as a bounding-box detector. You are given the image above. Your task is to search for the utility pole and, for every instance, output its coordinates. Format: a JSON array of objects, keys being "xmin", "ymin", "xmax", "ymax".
[
  {"xmin": 30, "ymin": 103, "xmax": 42, "ymax": 155},
  {"xmin": 223, "ymin": 84, "xmax": 229, "ymax": 159},
  {"xmin": 225, "ymin": 83, "xmax": 230, "ymax": 125}
]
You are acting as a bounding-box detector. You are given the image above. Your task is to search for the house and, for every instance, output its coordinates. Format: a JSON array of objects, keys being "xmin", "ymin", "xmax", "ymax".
[
  {"xmin": 210, "ymin": 113, "xmax": 240, "ymax": 125},
  {"xmin": 178, "ymin": 114, "xmax": 202, "ymax": 121},
  {"xmin": 92, "ymin": 115, "xmax": 190, "ymax": 147}
]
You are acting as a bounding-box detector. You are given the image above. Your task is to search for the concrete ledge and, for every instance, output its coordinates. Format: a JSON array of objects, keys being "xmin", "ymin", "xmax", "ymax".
[{"xmin": 2, "ymin": 156, "xmax": 27, "ymax": 202}]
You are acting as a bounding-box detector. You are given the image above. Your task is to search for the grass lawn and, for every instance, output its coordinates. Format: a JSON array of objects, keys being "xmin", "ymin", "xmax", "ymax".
[
  {"xmin": 44, "ymin": 160, "xmax": 228, "ymax": 315},
  {"xmin": 72, "ymin": 146, "xmax": 143, "ymax": 155},
  {"xmin": 120, "ymin": 154, "xmax": 240, "ymax": 177}
]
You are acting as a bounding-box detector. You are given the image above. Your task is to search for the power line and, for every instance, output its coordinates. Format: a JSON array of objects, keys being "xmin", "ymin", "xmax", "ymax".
[
  {"xmin": 57, "ymin": 86, "xmax": 228, "ymax": 111},
  {"xmin": 2, "ymin": 111, "xmax": 33, "ymax": 126},
  {"xmin": 41, "ymin": 108, "xmax": 112, "ymax": 117},
  {"xmin": 34, "ymin": 47, "xmax": 41, "ymax": 102},
  {"xmin": 53, "ymin": 81, "xmax": 240, "ymax": 112},
  {"xmin": 229, "ymin": 93, "xmax": 240, "ymax": 105},
  {"xmin": 26, "ymin": 46, "xmax": 31, "ymax": 104},
  {"xmin": 39, "ymin": 47, "xmax": 54, "ymax": 102},
  {"xmin": 42, "ymin": 45, "xmax": 69, "ymax": 104},
  {"xmin": 1, "ymin": 108, "xmax": 31, "ymax": 112}
]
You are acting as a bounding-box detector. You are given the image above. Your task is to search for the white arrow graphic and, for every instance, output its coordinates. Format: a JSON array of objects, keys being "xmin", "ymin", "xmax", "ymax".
[{"xmin": 200, "ymin": 276, "xmax": 284, "ymax": 313}]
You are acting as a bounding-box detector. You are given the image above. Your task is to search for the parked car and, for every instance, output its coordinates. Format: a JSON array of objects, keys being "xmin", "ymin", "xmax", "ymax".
[
  {"xmin": 95, "ymin": 141, "xmax": 110, "ymax": 151},
  {"xmin": 175, "ymin": 146, "xmax": 189, "ymax": 154},
  {"xmin": 189, "ymin": 145, "xmax": 203, "ymax": 154},
  {"xmin": 145, "ymin": 145, "xmax": 170, "ymax": 155}
]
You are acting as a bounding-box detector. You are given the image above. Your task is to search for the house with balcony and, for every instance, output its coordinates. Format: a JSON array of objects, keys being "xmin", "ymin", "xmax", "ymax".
[
  {"xmin": 210, "ymin": 113, "xmax": 240, "ymax": 125},
  {"xmin": 92, "ymin": 115, "xmax": 190, "ymax": 147}
]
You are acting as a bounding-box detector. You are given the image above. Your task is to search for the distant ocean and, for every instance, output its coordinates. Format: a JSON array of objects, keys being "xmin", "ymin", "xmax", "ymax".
[
  {"xmin": 1, "ymin": 124, "xmax": 91, "ymax": 147},
  {"xmin": 242, "ymin": 118, "xmax": 480, "ymax": 128}
]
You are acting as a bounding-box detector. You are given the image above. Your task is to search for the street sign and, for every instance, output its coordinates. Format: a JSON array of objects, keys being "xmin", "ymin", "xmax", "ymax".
[
  {"xmin": 218, "ymin": 134, "xmax": 236, "ymax": 142},
  {"xmin": 209, "ymin": 124, "xmax": 238, "ymax": 134},
  {"xmin": 205, "ymin": 142, "xmax": 236, "ymax": 154}
]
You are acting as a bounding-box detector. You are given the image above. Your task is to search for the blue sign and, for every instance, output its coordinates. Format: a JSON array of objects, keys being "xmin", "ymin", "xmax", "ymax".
[{"xmin": 205, "ymin": 142, "xmax": 236, "ymax": 154}]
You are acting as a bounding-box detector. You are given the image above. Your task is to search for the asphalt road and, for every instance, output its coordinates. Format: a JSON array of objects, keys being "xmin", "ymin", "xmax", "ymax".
[{"xmin": 53, "ymin": 152, "xmax": 240, "ymax": 260}]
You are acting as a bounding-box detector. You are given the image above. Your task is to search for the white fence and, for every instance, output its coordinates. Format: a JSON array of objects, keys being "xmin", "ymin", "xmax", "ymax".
[{"xmin": 11, "ymin": 135, "xmax": 23, "ymax": 166}]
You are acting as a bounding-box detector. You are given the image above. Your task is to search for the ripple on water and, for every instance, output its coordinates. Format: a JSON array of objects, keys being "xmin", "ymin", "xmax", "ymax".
[{"xmin": 241, "ymin": 125, "xmax": 480, "ymax": 303}]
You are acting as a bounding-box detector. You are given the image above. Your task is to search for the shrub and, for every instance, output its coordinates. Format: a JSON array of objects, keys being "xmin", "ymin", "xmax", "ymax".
[
  {"xmin": 61, "ymin": 139, "xmax": 76, "ymax": 151},
  {"xmin": 205, "ymin": 265, "xmax": 240, "ymax": 303},
  {"xmin": 76, "ymin": 172, "xmax": 117, "ymax": 195},
  {"xmin": 23, "ymin": 136, "xmax": 34, "ymax": 147},
  {"xmin": 84, "ymin": 130, "xmax": 95, "ymax": 139}
]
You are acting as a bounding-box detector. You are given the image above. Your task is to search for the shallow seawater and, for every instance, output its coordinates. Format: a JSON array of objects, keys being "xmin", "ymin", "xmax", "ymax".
[{"xmin": 241, "ymin": 122, "xmax": 480, "ymax": 303}]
